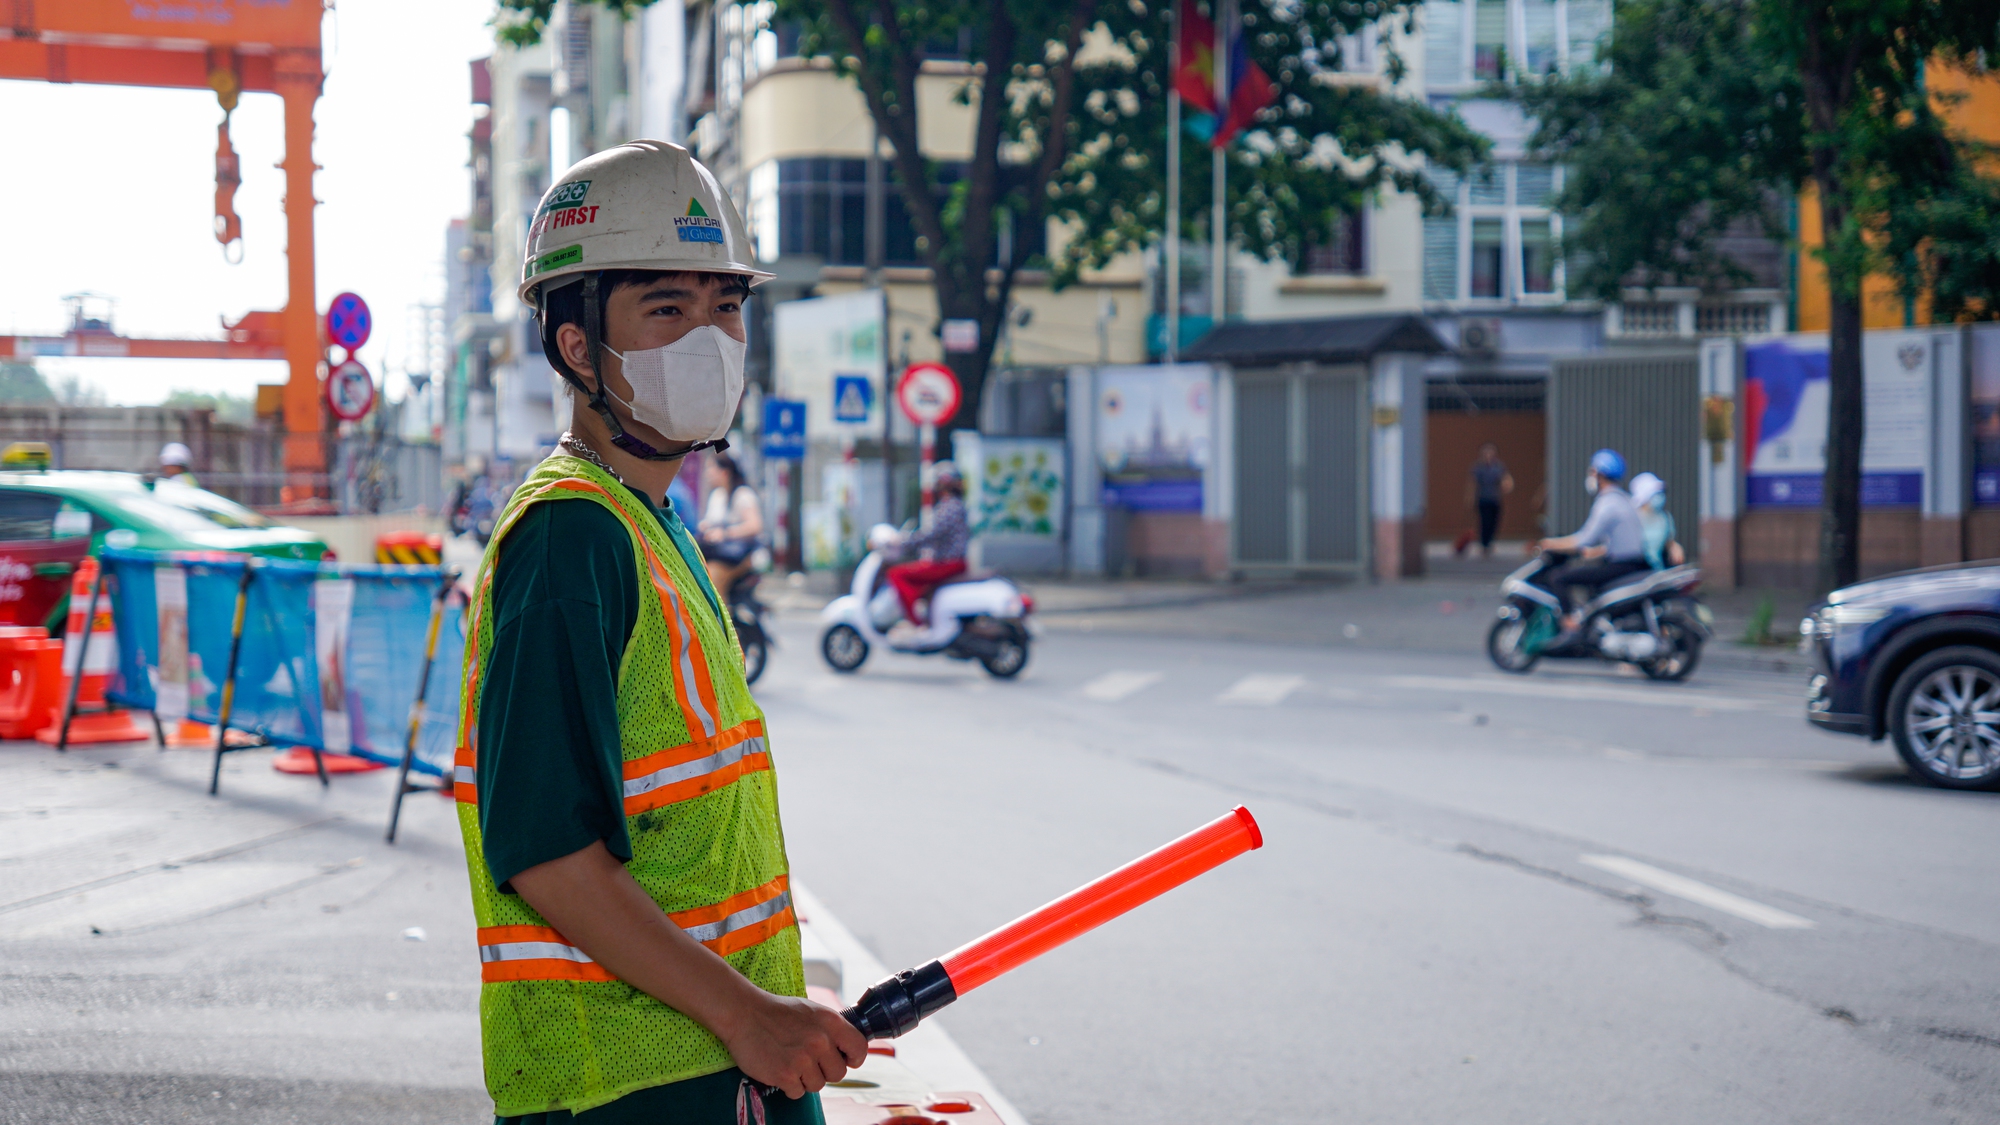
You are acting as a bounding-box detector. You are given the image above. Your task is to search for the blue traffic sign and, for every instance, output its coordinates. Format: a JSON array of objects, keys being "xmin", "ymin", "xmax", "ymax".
[
  {"xmin": 325, "ymin": 291, "xmax": 372, "ymax": 352},
  {"xmin": 762, "ymin": 397, "xmax": 806, "ymax": 460},
  {"xmin": 832, "ymin": 374, "xmax": 873, "ymax": 423}
]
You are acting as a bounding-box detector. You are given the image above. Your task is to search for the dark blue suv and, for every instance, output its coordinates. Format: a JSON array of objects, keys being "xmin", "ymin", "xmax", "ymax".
[{"xmin": 1804, "ymin": 563, "xmax": 2000, "ymax": 790}]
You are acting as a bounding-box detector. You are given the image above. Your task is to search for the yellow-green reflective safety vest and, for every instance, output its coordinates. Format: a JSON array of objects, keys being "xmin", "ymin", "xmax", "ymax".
[{"xmin": 454, "ymin": 453, "xmax": 803, "ymax": 1116}]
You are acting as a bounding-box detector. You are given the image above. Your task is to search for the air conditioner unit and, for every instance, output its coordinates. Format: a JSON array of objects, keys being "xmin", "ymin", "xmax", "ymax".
[{"xmin": 1459, "ymin": 318, "xmax": 1502, "ymax": 356}]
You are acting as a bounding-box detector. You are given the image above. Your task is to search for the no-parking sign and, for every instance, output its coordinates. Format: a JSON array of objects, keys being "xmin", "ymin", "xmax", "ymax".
[{"xmin": 325, "ymin": 292, "xmax": 372, "ymax": 352}]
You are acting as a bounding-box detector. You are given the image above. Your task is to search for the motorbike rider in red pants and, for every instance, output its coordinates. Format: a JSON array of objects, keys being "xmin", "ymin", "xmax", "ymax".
[{"xmin": 888, "ymin": 464, "xmax": 969, "ymax": 624}]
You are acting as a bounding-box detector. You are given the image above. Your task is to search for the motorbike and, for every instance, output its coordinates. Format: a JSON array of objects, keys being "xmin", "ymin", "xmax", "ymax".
[
  {"xmin": 729, "ymin": 570, "xmax": 773, "ymax": 685},
  {"xmin": 819, "ymin": 524, "xmax": 1033, "ymax": 679},
  {"xmin": 1488, "ymin": 552, "xmax": 1712, "ymax": 680}
]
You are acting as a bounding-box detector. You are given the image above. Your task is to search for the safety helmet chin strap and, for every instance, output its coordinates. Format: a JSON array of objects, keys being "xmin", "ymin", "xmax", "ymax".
[{"xmin": 563, "ymin": 273, "xmax": 730, "ymax": 462}]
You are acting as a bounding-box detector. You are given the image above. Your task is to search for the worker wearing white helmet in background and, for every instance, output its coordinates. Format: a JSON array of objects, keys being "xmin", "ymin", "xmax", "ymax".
[
  {"xmin": 157, "ymin": 442, "xmax": 197, "ymax": 489},
  {"xmin": 456, "ymin": 140, "xmax": 861, "ymax": 1125}
]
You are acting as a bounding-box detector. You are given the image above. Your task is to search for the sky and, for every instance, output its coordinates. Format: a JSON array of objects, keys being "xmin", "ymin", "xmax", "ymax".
[{"xmin": 0, "ymin": 0, "xmax": 498, "ymax": 408}]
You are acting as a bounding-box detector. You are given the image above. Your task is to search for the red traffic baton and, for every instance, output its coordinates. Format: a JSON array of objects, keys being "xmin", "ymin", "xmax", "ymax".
[{"xmin": 838, "ymin": 806, "xmax": 1263, "ymax": 1040}]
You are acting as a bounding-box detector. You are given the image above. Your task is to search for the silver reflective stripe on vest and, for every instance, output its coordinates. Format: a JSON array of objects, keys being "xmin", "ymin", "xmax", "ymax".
[
  {"xmin": 623, "ymin": 737, "xmax": 767, "ymax": 800},
  {"xmin": 455, "ymin": 765, "xmax": 476, "ymax": 786},
  {"xmin": 641, "ymin": 549, "xmax": 720, "ymax": 741},
  {"xmin": 481, "ymin": 940, "xmax": 595, "ymax": 964},
  {"xmin": 681, "ymin": 891, "xmax": 792, "ymax": 945}
]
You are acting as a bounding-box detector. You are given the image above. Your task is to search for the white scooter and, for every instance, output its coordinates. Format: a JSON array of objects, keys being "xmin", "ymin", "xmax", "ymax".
[{"xmin": 819, "ymin": 524, "xmax": 1033, "ymax": 678}]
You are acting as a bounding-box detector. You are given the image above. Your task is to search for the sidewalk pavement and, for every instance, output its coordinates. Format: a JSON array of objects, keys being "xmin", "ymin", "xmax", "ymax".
[{"xmin": 764, "ymin": 563, "xmax": 1821, "ymax": 677}]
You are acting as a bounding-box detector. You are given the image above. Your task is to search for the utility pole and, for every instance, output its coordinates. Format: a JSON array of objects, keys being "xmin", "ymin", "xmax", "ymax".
[
  {"xmin": 1211, "ymin": 0, "xmax": 1233, "ymax": 335},
  {"xmin": 867, "ymin": 125, "xmax": 892, "ymax": 522}
]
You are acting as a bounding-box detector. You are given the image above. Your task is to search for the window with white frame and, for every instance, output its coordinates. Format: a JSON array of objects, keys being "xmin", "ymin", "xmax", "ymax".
[
  {"xmin": 1422, "ymin": 163, "xmax": 1564, "ymax": 303},
  {"xmin": 1422, "ymin": 0, "xmax": 1611, "ymax": 88}
]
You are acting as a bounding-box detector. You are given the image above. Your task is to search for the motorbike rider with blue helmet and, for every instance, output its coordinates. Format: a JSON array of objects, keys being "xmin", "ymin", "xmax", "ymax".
[{"xmin": 1531, "ymin": 448, "xmax": 1649, "ymax": 640}]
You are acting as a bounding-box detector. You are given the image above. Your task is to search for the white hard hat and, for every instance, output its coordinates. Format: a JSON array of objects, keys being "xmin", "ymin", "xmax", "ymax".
[
  {"xmin": 159, "ymin": 442, "xmax": 192, "ymax": 467},
  {"xmin": 1630, "ymin": 472, "xmax": 1665, "ymax": 506},
  {"xmin": 518, "ymin": 139, "xmax": 771, "ymax": 306}
]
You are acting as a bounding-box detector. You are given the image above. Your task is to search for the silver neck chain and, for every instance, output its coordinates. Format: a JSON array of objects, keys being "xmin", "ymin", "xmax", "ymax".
[{"xmin": 557, "ymin": 431, "xmax": 622, "ymax": 483}]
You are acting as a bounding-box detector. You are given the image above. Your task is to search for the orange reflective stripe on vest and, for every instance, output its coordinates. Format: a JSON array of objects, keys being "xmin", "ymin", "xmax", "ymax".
[
  {"xmin": 539, "ymin": 477, "xmax": 725, "ymax": 744},
  {"xmin": 477, "ymin": 924, "xmax": 618, "ymax": 983},
  {"xmin": 621, "ymin": 719, "xmax": 769, "ymax": 816},
  {"xmin": 667, "ymin": 875, "xmax": 795, "ymax": 958},
  {"xmin": 474, "ymin": 875, "xmax": 793, "ymax": 981}
]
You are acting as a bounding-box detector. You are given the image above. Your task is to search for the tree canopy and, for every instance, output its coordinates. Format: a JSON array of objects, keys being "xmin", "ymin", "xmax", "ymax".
[
  {"xmin": 499, "ymin": 0, "xmax": 1488, "ymax": 431},
  {"xmin": 1518, "ymin": 0, "xmax": 2000, "ymax": 589}
]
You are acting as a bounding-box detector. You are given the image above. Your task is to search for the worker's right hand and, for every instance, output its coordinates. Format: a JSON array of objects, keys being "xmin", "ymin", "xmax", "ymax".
[{"xmin": 722, "ymin": 993, "xmax": 868, "ymax": 1100}]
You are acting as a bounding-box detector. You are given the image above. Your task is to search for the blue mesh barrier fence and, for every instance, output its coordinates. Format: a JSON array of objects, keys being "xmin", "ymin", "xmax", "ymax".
[{"xmin": 99, "ymin": 549, "xmax": 461, "ymax": 777}]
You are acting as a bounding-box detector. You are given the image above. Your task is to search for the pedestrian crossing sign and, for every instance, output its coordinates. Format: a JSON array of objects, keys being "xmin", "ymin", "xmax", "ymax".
[{"xmin": 833, "ymin": 374, "xmax": 873, "ymax": 423}]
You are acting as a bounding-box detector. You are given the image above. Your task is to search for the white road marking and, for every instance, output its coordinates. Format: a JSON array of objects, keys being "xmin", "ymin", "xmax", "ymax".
[
  {"xmin": 1580, "ymin": 854, "xmax": 1815, "ymax": 929},
  {"xmin": 1382, "ymin": 674, "xmax": 1766, "ymax": 711},
  {"xmin": 1218, "ymin": 674, "xmax": 1306, "ymax": 705},
  {"xmin": 1080, "ymin": 670, "xmax": 1163, "ymax": 702}
]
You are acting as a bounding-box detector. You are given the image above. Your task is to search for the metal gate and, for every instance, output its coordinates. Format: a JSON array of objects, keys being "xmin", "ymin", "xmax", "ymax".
[
  {"xmin": 1548, "ymin": 353, "xmax": 1699, "ymax": 550},
  {"xmin": 1232, "ymin": 367, "xmax": 1367, "ymax": 571}
]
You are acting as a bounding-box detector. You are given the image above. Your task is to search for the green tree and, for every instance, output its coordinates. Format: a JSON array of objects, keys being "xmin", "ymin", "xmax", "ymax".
[
  {"xmin": 496, "ymin": 0, "xmax": 1486, "ymax": 438},
  {"xmin": 0, "ymin": 361, "xmax": 56, "ymax": 404},
  {"xmin": 1519, "ymin": 0, "xmax": 2000, "ymax": 591}
]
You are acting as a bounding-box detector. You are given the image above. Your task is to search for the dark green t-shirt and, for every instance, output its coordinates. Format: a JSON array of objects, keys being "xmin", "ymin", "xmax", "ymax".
[{"xmin": 477, "ymin": 477, "xmax": 817, "ymax": 1125}]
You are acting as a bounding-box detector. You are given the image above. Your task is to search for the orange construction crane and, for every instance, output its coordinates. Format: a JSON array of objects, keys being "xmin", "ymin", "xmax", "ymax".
[{"xmin": 0, "ymin": 0, "xmax": 328, "ymax": 488}]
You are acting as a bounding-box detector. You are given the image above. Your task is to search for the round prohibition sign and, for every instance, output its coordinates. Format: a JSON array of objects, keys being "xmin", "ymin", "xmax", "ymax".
[
  {"xmin": 325, "ymin": 292, "xmax": 373, "ymax": 352},
  {"xmin": 897, "ymin": 362, "xmax": 962, "ymax": 427},
  {"xmin": 326, "ymin": 360, "xmax": 377, "ymax": 421}
]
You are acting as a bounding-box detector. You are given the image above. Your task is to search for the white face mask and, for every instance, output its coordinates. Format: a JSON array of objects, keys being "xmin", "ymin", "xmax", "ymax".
[
  {"xmin": 603, "ymin": 325, "xmax": 746, "ymax": 443},
  {"xmin": 1584, "ymin": 473, "xmax": 1599, "ymax": 495}
]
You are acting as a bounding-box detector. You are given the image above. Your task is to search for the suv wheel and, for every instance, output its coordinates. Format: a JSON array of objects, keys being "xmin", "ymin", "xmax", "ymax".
[{"xmin": 1887, "ymin": 645, "xmax": 2000, "ymax": 791}]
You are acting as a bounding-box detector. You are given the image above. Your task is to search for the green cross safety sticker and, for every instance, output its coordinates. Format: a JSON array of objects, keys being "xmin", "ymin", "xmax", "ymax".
[
  {"xmin": 534, "ymin": 244, "xmax": 584, "ymax": 275},
  {"xmin": 674, "ymin": 197, "xmax": 724, "ymax": 243},
  {"xmin": 538, "ymin": 180, "xmax": 591, "ymax": 215}
]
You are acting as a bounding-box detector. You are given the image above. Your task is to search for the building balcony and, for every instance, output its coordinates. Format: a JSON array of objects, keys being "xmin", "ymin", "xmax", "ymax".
[{"xmin": 1605, "ymin": 288, "xmax": 1786, "ymax": 340}]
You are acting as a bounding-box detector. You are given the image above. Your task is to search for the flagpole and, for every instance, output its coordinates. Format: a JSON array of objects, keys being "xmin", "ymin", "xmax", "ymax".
[
  {"xmin": 1212, "ymin": 0, "xmax": 1233, "ymax": 333},
  {"xmin": 1166, "ymin": 2, "xmax": 1182, "ymax": 364}
]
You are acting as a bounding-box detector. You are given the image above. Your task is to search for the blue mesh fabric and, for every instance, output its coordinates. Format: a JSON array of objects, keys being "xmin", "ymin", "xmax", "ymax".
[{"xmin": 99, "ymin": 549, "xmax": 457, "ymax": 776}]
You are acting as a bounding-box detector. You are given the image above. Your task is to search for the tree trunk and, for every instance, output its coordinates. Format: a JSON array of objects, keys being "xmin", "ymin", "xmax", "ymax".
[
  {"xmin": 1799, "ymin": 6, "xmax": 1862, "ymax": 592},
  {"xmin": 1819, "ymin": 268, "xmax": 1864, "ymax": 591}
]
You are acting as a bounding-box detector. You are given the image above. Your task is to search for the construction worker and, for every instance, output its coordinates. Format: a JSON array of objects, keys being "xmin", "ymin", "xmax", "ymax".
[
  {"xmin": 456, "ymin": 140, "xmax": 864, "ymax": 1124},
  {"xmin": 158, "ymin": 442, "xmax": 197, "ymax": 488}
]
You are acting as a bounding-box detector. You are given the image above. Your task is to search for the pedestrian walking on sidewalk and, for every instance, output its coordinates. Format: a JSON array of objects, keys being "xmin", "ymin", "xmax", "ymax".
[
  {"xmin": 1467, "ymin": 442, "xmax": 1514, "ymax": 557},
  {"xmin": 456, "ymin": 140, "xmax": 863, "ymax": 1125}
]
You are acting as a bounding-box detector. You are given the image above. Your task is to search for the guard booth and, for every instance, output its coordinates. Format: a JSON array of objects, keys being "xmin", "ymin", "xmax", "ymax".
[{"xmin": 1186, "ymin": 315, "xmax": 1447, "ymax": 577}]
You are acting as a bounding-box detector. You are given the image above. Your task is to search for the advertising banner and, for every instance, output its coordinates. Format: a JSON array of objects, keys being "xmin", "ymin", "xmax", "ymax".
[
  {"xmin": 774, "ymin": 291, "xmax": 886, "ymax": 437},
  {"xmin": 1096, "ymin": 364, "xmax": 1213, "ymax": 512},
  {"xmin": 153, "ymin": 566, "xmax": 189, "ymax": 723},
  {"xmin": 960, "ymin": 434, "xmax": 1066, "ymax": 540},
  {"xmin": 1743, "ymin": 332, "xmax": 1933, "ymax": 508},
  {"xmin": 314, "ymin": 578, "xmax": 356, "ymax": 754},
  {"xmin": 1973, "ymin": 326, "xmax": 2000, "ymax": 506}
]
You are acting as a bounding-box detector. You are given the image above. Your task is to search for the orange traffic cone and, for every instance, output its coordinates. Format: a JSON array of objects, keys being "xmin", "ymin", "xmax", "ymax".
[{"xmin": 36, "ymin": 557, "xmax": 147, "ymax": 746}]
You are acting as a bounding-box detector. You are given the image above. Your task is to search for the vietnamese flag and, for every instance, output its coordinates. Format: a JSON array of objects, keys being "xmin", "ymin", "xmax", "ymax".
[
  {"xmin": 1213, "ymin": 31, "xmax": 1277, "ymax": 147},
  {"xmin": 1175, "ymin": 0, "xmax": 1220, "ymax": 119}
]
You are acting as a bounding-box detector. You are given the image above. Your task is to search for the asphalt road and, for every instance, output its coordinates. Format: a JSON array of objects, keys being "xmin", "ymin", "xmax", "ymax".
[
  {"xmin": 1, "ymin": 598, "xmax": 1994, "ymax": 1124},
  {"xmin": 763, "ymin": 610, "xmax": 2000, "ymax": 1125}
]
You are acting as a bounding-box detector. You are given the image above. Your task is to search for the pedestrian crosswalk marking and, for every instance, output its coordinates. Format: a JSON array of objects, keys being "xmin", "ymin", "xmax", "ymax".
[
  {"xmin": 1080, "ymin": 671, "xmax": 1163, "ymax": 702},
  {"xmin": 1218, "ymin": 674, "xmax": 1305, "ymax": 705}
]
